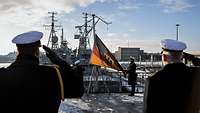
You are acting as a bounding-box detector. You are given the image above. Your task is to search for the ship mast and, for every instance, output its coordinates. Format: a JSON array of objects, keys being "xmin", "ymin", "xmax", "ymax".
[
  {"xmin": 75, "ymin": 13, "xmax": 111, "ymax": 62},
  {"xmin": 44, "ymin": 12, "xmax": 61, "ymax": 49},
  {"xmin": 75, "ymin": 13, "xmax": 91, "ymax": 59}
]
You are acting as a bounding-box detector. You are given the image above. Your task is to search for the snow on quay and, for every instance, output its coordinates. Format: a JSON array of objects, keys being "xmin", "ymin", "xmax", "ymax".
[{"xmin": 59, "ymin": 93, "xmax": 143, "ymax": 113}]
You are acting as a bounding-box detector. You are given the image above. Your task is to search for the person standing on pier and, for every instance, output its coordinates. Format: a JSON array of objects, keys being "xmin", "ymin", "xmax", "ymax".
[
  {"xmin": 0, "ymin": 31, "xmax": 84, "ymax": 113},
  {"xmin": 127, "ymin": 56, "xmax": 138, "ymax": 96},
  {"xmin": 143, "ymin": 39, "xmax": 196, "ymax": 113}
]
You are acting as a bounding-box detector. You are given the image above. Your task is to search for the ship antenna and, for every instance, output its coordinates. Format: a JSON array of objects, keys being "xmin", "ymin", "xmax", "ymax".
[
  {"xmin": 74, "ymin": 12, "xmax": 112, "ymax": 62},
  {"xmin": 44, "ymin": 12, "xmax": 61, "ymax": 49}
]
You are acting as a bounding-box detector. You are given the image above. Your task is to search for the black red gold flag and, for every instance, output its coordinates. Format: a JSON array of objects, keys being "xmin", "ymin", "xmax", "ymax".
[{"xmin": 89, "ymin": 34, "xmax": 124, "ymax": 73}]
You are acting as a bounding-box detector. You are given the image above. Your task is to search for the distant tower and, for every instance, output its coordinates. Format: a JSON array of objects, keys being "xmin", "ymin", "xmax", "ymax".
[{"xmin": 44, "ymin": 12, "xmax": 61, "ymax": 49}]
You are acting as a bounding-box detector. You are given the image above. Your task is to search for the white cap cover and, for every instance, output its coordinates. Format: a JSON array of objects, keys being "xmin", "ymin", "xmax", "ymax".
[
  {"xmin": 130, "ymin": 56, "xmax": 135, "ymax": 60},
  {"xmin": 12, "ymin": 31, "xmax": 43, "ymax": 44},
  {"xmin": 161, "ymin": 39, "xmax": 187, "ymax": 51}
]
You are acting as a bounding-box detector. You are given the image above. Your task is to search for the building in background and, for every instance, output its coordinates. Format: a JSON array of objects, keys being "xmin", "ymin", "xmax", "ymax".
[
  {"xmin": 114, "ymin": 47, "xmax": 162, "ymax": 62},
  {"xmin": 114, "ymin": 47, "xmax": 144, "ymax": 61}
]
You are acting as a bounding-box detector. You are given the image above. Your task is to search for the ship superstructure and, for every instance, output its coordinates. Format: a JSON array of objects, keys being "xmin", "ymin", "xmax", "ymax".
[{"xmin": 42, "ymin": 12, "xmax": 74, "ymax": 64}]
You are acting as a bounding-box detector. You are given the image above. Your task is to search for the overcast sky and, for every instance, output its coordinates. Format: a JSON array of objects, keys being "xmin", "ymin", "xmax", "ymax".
[{"xmin": 0, "ymin": 0, "xmax": 200, "ymax": 55}]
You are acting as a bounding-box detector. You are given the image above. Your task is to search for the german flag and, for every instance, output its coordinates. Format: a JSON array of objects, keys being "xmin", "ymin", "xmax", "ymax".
[{"xmin": 89, "ymin": 34, "xmax": 124, "ymax": 73}]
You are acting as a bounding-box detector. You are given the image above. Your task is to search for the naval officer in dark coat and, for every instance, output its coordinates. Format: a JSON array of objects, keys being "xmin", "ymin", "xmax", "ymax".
[
  {"xmin": 0, "ymin": 31, "xmax": 84, "ymax": 113},
  {"xmin": 127, "ymin": 57, "xmax": 138, "ymax": 96},
  {"xmin": 143, "ymin": 39, "xmax": 194, "ymax": 113}
]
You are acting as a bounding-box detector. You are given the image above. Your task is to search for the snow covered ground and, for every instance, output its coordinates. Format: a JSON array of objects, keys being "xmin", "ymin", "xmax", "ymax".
[{"xmin": 59, "ymin": 93, "xmax": 143, "ymax": 113}]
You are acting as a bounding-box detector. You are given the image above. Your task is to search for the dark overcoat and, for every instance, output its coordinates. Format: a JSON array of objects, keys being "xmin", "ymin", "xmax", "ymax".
[
  {"xmin": 0, "ymin": 55, "xmax": 84, "ymax": 113},
  {"xmin": 127, "ymin": 61, "xmax": 137, "ymax": 85},
  {"xmin": 143, "ymin": 63, "xmax": 194, "ymax": 113}
]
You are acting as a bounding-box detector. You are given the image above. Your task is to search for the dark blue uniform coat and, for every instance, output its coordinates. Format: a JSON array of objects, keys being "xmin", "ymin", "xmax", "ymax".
[
  {"xmin": 0, "ymin": 55, "xmax": 84, "ymax": 113},
  {"xmin": 127, "ymin": 61, "xmax": 137, "ymax": 85},
  {"xmin": 143, "ymin": 63, "xmax": 194, "ymax": 113}
]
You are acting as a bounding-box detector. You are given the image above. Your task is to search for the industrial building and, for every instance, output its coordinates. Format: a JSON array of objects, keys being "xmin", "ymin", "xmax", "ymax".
[{"xmin": 114, "ymin": 47, "xmax": 144, "ymax": 61}]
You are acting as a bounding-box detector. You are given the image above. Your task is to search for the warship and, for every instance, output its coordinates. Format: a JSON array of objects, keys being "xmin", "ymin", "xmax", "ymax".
[{"xmin": 40, "ymin": 12, "xmax": 155, "ymax": 94}]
